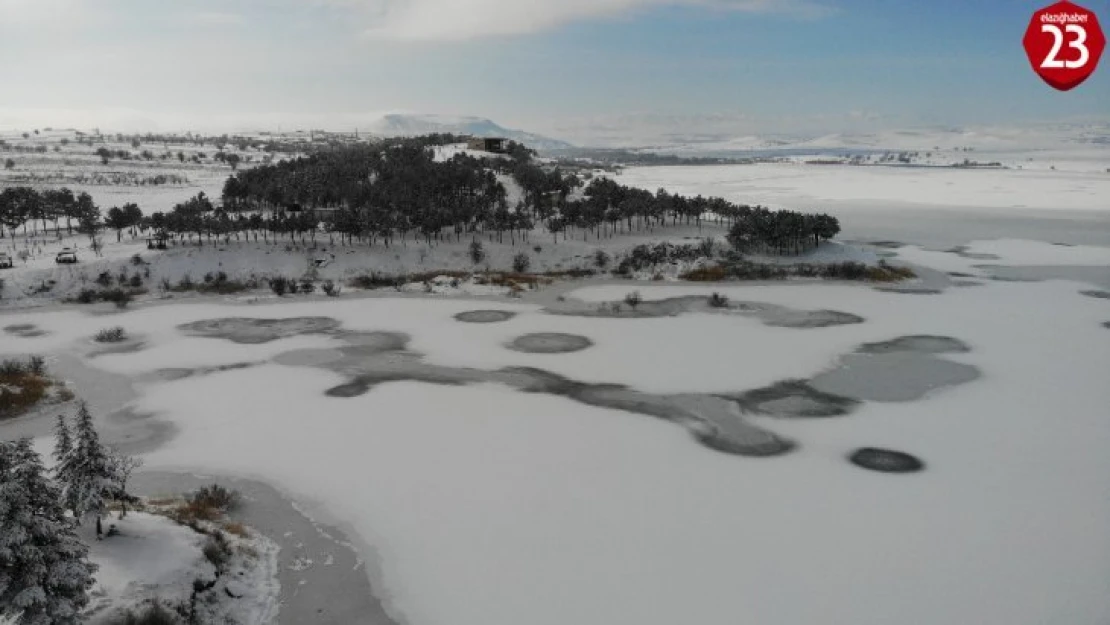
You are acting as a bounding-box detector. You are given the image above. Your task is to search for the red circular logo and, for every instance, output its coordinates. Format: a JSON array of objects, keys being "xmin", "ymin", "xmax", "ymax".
[{"xmin": 1023, "ymin": 1, "xmax": 1105, "ymax": 91}]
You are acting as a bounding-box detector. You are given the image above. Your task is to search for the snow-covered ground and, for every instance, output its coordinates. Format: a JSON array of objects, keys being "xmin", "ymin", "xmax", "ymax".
[
  {"xmin": 0, "ymin": 509, "xmax": 280, "ymax": 625},
  {"xmin": 617, "ymin": 160, "xmax": 1110, "ymax": 213},
  {"xmin": 0, "ymin": 128, "xmax": 293, "ymax": 213}
]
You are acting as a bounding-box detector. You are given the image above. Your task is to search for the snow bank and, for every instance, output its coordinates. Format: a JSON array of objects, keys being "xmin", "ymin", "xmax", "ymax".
[{"xmin": 84, "ymin": 512, "xmax": 211, "ymax": 622}]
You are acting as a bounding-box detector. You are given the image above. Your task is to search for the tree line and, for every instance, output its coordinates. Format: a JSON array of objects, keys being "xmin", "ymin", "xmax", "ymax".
[
  {"xmin": 0, "ymin": 187, "xmax": 103, "ymax": 239},
  {"xmin": 213, "ymin": 136, "xmax": 839, "ymax": 253},
  {"xmin": 1, "ymin": 134, "xmax": 840, "ymax": 255}
]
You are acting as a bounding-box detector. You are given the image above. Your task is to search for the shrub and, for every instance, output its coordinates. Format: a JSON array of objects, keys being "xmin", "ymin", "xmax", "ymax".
[
  {"xmin": 130, "ymin": 254, "xmax": 144, "ymax": 266},
  {"xmin": 0, "ymin": 358, "xmax": 28, "ymax": 376},
  {"xmin": 822, "ymin": 261, "xmax": 868, "ymax": 281},
  {"xmin": 202, "ymin": 533, "xmax": 233, "ymax": 571},
  {"xmin": 593, "ymin": 249, "xmax": 610, "ymax": 269},
  {"xmin": 299, "ymin": 280, "xmax": 316, "ymax": 294},
  {"xmin": 680, "ymin": 265, "xmax": 728, "ymax": 281},
  {"xmin": 128, "ymin": 275, "xmax": 142, "ymax": 288},
  {"xmin": 96, "ymin": 271, "xmax": 112, "ymax": 287},
  {"xmin": 190, "ymin": 484, "xmax": 239, "ymax": 513},
  {"xmin": 350, "ymin": 273, "xmax": 404, "ymax": 290},
  {"xmin": 322, "ymin": 280, "xmax": 340, "ymax": 297},
  {"xmin": 101, "ymin": 288, "xmax": 132, "ymax": 309},
  {"xmin": 95, "ymin": 326, "xmax": 127, "ymax": 343},
  {"xmin": 624, "ymin": 291, "xmax": 643, "ymax": 309},
  {"xmin": 193, "ymin": 274, "xmax": 250, "ymax": 295},
  {"xmin": 468, "ymin": 239, "xmax": 485, "ymax": 264},
  {"xmin": 0, "ymin": 358, "xmax": 49, "ymax": 418},
  {"xmin": 708, "ymin": 292, "xmax": 729, "ymax": 308},
  {"xmin": 27, "ymin": 355, "xmax": 46, "ymax": 376},
  {"xmin": 222, "ymin": 522, "xmax": 248, "ymax": 537},
  {"xmin": 76, "ymin": 288, "xmax": 98, "ymax": 304},
  {"xmin": 512, "ymin": 252, "xmax": 531, "ymax": 273},
  {"xmin": 698, "ymin": 237, "xmax": 716, "ymax": 257},
  {"xmin": 109, "ymin": 600, "xmax": 182, "ymax": 625},
  {"xmin": 269, "ymin": 276, "xmax": 289, "ymax": 296},
  {"xmin": 178, "ymin": 274, "xmax": 194, "ymax": 290}
]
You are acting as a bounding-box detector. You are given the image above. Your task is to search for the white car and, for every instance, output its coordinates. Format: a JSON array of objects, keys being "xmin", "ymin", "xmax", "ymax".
[
  {"xmin": 0, "ymin": 253, "xmax": 13, "ymax": 268},
  {"xmin": 55, "ymin": 249, "xmax": 78, "ymax": 264}
]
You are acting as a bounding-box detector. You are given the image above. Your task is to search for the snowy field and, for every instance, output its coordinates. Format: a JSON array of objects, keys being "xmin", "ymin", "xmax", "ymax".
[
  {"xmin": 616, "ymin": 157, "xmax": 1110, "ymax": 248},
  {"xmin": 617, "ymin": 161, "xmax": 1110, "ymax": 213},
  {"xmin": 1, "ymin": 229, "xmax": 1109, "ymax": 624}
]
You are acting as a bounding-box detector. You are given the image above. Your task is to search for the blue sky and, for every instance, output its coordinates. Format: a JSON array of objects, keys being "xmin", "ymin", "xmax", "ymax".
[{"xmin": 0, "ymin": 0, "xmax": 1106, "ymax": 143}]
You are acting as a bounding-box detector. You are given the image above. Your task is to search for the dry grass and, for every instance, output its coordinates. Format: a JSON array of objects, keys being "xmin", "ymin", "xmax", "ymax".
[
  {"xmin": 168, "ymin": 484, "xmax": 241, "ymax": 523},
  {"xmin": 680, "ymin": 265, "xmax": 728, "ymax": 281},
  {"xmin": 680, "ymin": 262, "xmax": 916, "ymax": 283},
  {"xmin": 867, "ymin": 264, "xmax": 917, "ymax": 282},
  {"xmin": 351, "ymin": 268, "xmax": 595, "ymax": 291},
  {"xmin": 169, "ymin": 499, "xmax": 225, "ymax": 523},
  {"xmin": 222, "ymin": 521, "xmax": 249, "ymax": 537},
  {"xmin": 0, "ymin": 372, "xmax": 51, "ymax": 419}
]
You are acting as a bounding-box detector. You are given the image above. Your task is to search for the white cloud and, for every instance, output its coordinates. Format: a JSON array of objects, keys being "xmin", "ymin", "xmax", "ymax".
[{"xmin": 336, "ymin": 0, "xmax": 830, "ymax": 41}]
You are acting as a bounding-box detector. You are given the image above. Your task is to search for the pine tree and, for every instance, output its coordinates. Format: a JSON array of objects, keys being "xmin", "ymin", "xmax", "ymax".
[
  {"xmin": 52, "ymin": 414, "xmax": 79, "ymax": 518},
  {"xmin": 55, "ymin": 402, "xmax": 116, "ymax": 538},
  {"xmin": 52, "ymin": 415, "xmax": 72, "ymax": 464},
  {"xmin": 0, "ymin": 439, "xmax": 97, "ymax": 625}
]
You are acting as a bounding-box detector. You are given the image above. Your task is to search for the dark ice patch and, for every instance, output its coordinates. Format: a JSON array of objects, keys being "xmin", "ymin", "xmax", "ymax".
[
  {"xmin": 726, "ymin": 380, "xmax": 859, "ymax": 418},
  {"xmin": 849, "ymin": 448, "xmax": 925, "ymax": 473},
  {"xmin": 857, "ymin": 335, "xmax": 970, "ymax": 354},
  {"xmin": 4, "ymin": 324, "xmax": 47, "ymax": 338},
  {"xmin": 454, "ymin": 310, "xmax": 517, "ymax": 323},
  {"xmin": 178, "ymin": 317, "xmax": 340, "ymax": 344},
  {"xmin": 508, "ymin": 333, "xmax": 593, "ymax": 354}
]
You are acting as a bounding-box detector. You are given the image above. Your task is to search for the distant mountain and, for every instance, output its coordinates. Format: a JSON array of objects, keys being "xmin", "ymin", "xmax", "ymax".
[
  {"xmin": 366, "ymin": 114, "xmax": 574, "ymax": 151},
  {"xmin": 602, "ymin": 123, "xmax": 1110, "ymax": 157}
]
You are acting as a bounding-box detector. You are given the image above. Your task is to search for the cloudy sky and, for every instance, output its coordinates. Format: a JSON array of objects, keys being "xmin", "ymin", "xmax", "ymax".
[{"xmin": 1, "ymin": 0, "xmax": 1107, "ymax": 144}]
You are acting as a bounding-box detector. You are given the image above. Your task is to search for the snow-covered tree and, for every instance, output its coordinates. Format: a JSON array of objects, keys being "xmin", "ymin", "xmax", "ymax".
[
  {"xmin": 0, "ymin": 438, "xmax": 97, "ymax": 625},
  {"xmin": 52, "ymin": 414, "xmax": 80, "ymax": 519},
  {"xmin": 55, "ymin": 402, "xmax": 116, "ymax": 538},
  {"xmin": 51, "ymin": 415, "xmax": 72, "ymax": 464},
  {"xmin": 106, "ymin": 448, "xmax": 143, "ymax": 519}
]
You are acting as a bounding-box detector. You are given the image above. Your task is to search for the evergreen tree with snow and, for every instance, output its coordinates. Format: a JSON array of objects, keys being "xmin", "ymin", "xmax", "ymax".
[
  {"xmin": 52, "ymin": 415, "xmax": 72, "ymax": 464},
  {"xmin": 52, "ymin": 415, "xmax": 79, "ymax": 516},
  {"xmin": 55, "ymin": 402, "xmax": 116, "ymax": 538},
  {"xmin": 0, "ymin": 438, "xmax": 97, "ymax": 625}
]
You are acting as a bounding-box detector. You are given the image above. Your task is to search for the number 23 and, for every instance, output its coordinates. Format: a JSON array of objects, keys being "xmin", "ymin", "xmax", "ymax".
[{"xmin": 1041, "ymin": 24, "xmax": 1090, "ymax": 69}]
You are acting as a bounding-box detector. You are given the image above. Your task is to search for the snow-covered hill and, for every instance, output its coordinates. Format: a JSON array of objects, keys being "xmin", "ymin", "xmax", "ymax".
[
  {"xmin": 367, "ymin": 114, "xmax": 573, "ymax": 151},
  {"xmin": 627, "ymin": 122, "xmax": 1110, "ymax": 159}
]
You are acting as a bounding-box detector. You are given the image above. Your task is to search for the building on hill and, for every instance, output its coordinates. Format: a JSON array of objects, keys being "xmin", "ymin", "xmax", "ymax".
[{"xmin": 467, "ymin": 137, "xmax": 508, "ymax": 153}]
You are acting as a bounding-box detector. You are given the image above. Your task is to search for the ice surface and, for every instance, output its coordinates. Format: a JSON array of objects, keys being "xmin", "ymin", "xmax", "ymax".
[{"xmin": 3, "ymin": 270, "xmax": 1107, "ymax": 625}]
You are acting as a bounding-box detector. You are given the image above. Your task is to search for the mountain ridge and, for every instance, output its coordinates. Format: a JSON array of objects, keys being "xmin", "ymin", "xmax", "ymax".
[{"xmin": 367, "ymin": 113, "xmax": 574, "ymax": 151}]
